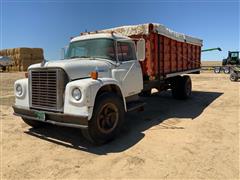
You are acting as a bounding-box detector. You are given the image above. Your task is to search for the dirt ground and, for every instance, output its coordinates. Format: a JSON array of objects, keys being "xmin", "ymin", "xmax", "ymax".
[{"xmin": 0, "ymin": 72, "xmax": 239, "ymax": 179}]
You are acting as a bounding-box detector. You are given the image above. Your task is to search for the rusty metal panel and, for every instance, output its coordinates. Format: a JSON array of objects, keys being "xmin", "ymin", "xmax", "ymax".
[{"xmin": 134, "ymin": 31, "xmax": 201, "ymax": 80}]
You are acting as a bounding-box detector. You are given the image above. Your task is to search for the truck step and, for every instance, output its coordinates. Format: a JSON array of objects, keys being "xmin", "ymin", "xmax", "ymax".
[{"xmin": 126, "ymin": 100, "xmax": 146, "ymax": 112}]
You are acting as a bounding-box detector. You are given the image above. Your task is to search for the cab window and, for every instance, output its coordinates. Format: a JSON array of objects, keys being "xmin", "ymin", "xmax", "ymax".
[{"xmin": 117, "ymin": 41, "xmax": 136, "ymax": 61}]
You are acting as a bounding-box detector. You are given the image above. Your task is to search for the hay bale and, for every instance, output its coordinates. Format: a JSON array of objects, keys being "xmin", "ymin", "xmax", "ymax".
[
  {"xmin": 21, "ymin": 59, "xmax": 32, "ymax": 68},
  {"xmin": 32, "ymin": 48, "xmax": 43, "ymax": 56},
  {"xmin": 15, "ymin": 54, "xmax": 31, "ymax": 60},
  {"xmin": 32, "ymin": 59, "xmax": 43, "ymax": 64},
  {"xmin": 20, "ymin": 64, "xmax": 31, "ymax": 71},
  {"xmin": 15, "ymin": 48, "xmax": 32, "ymax": 54},
  {"xmin": 32, "ymin": 54, "xmax": 44, "ymax": 60},
  {"xmin": 7, "ymin": 49, "xmax": 14, "ymax": 55},
  {"xmin": 12, "ymin": 48, "xmax": 16, "ymax": 55},
  {"xmin": 1, "ymin": 49, "xmax": 7, "ymax": 56}
]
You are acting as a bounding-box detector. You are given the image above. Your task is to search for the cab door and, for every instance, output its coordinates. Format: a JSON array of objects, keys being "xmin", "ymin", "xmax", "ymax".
[{"xmin": 112, "ymin": 40, "xmax": 143, "ymax": 97}]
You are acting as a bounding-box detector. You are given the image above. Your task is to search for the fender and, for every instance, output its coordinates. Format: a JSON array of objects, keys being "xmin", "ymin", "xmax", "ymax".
[
  {"xmin": 14, "ymin": 78, "xmax": 29, "ymax": 108},
  {"xmin": 64, "ymin": 77, "xmax": 126, "ymax": 120}
]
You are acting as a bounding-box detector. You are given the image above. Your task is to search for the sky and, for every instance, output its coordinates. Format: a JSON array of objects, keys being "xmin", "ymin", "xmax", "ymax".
[{"xmin": 1, "ymin": 0, "xmax": 239, "ymax": 61}]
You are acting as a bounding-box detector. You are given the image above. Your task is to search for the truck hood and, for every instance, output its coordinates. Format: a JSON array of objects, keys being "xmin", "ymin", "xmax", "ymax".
[{"xmin": 29, "ymin": 58, "xmax": 112, "ymax": 80}]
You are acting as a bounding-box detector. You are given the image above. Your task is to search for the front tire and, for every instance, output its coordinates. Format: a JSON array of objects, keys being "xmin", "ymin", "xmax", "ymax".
[
  {"xmin": 22, "ymin": 118, "xmax": 46, "ymax": 128},
  {"xmin": 82, "ymin": 92, "xmax": 124, "ymax": 145}
]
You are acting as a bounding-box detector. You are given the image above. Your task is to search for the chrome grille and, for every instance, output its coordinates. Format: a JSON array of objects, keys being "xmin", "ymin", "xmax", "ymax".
[{"xmin": 30, "ymin": 69, "xmax": 66, "ymax": 112}]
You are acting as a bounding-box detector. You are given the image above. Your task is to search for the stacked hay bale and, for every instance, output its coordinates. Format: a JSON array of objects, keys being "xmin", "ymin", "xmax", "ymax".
[{"xmin": 0, "ymin": 47, "xmax": 44, "ymax": 71}]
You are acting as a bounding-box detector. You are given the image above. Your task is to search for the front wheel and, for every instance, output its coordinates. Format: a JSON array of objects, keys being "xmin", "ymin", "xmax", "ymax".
[{"xmin": 82, "ymin": 92, "xmax": 125, "ymax": 145}]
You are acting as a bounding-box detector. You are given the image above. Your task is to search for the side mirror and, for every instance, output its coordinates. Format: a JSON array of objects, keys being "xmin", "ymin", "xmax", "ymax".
[
  {"xmin": 137, "ymin": 38, "xmax": 146, "ymax": 61},
  {"xmin": 61, "ymin": 48, "xmax": 65, "ymax": 59},
  {"xmin": 61, "ymin": 46, "xmax": 68, "ymax": 59}
]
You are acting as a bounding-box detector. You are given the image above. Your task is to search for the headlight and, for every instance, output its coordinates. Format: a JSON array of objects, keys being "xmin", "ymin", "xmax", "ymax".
[
  {"xmin": 16, "ymin": 84, "xmax": 23, "ymax": 96},
  {"xmin": 72, "ymin": 88, "xmax": 82, "ymax": 101}
]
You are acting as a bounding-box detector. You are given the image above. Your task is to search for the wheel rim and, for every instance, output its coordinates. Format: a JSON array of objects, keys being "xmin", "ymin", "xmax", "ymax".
[
  {"xmin": 230, "ymin": 75, "xmax": 236, "ymax": 81},
  {"xmin": 214, "ymin": 69, "xmax": 219, "ymax": 73},
  {"xmin": 97, "ymin": 103, "xmax": 119, "ymax": 134}
]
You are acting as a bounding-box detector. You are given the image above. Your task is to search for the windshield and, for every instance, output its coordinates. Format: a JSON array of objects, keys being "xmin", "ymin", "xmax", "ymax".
[
  {"xmin": 231, "ymin": 52, "xmax": 239, "ymax": 58},
  {"xmin": 65, "ymin": 38, "xmax": 115, "ymax": 60}
]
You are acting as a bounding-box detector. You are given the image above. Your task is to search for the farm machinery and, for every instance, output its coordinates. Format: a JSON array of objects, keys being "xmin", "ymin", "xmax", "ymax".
[
  {"xmin": 214, "ymin": 51, "xmax": 240, "ymax": 74},
  {"xmin": 229, "ymin": 66, "xmax": 240, "ymax": 82}
]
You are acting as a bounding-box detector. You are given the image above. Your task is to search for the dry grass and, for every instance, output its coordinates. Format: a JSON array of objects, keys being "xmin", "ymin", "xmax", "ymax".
[{"xmin": 201, "ymin": 61, "xmax": 222, "ymax": 66}]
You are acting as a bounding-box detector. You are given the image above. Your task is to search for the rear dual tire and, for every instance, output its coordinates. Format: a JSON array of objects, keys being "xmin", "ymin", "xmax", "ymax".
[{"xmin": 172, "ymin": 75, "xmax": 192, "ymax": 99}]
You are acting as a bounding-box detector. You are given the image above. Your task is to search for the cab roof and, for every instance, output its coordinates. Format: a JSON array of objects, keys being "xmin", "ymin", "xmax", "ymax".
[{"xmin": 71, "ymin": 33, "xmax": 131, "ymax": 42}]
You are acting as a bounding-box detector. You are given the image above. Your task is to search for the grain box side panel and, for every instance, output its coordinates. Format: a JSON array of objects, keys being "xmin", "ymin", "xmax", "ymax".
[
  {"xmin": 159, "ymin": 35, "xmax": 164, "ymax": 76},
  {"xmin": 170, "ymin": 39, "xmax": 177, "ymax": 72},
  {"xmin": 182, "ymin": 43, "xmax": 188, "ymax": 70},
  {"xmin": 177, "ymin": 41, "xmax": 183, "ymax": 71},
  {"xmin": 145, "ymin": 36, "xmax": 153, "ymax": 78},
  {"xmin": 153, "ymin": 33, "xmax": 159, "ymax": 78},
  {"xmin": 192, "ymin": 45, "xmax": 196, "ymax": 69},
  {"xmin": 197, "ymin": 46, "xmax": 201, "ymax": 68},
  {"xmin": 163, "ymin": 36, "xmax": 171, "ymax": 74},
  {"xmin": 187, "ymin": 44, "xmax": 192, "ymax": 69}
]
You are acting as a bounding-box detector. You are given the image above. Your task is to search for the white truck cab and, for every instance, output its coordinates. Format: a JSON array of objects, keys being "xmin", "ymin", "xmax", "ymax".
[{"xmin": 13, "ymin": 32, "xmax": 146, "ymax": 144}]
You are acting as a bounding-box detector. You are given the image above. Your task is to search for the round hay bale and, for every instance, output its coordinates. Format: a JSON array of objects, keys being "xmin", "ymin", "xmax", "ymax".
[{"xmin": 15, "ymin": 48, "xmax": 32, "ymax": 54}]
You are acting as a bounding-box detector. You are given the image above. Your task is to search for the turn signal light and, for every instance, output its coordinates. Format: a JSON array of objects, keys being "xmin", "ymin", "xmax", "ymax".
[
  {"xmin": 90, "ymin": 71, "xmax": 98, "ymax": 80},
  {"xmin": 25, "ymin": 72, "xmax": 28, "ymax": 78}
]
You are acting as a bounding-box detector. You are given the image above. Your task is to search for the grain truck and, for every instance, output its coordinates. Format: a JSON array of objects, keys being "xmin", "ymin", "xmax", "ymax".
[{"xmin": 13, "ymin": 23, "xmax": 202, "ymax": 144}]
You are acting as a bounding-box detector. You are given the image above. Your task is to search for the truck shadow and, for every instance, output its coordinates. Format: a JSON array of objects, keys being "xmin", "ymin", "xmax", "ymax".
[{"xmin": 25, "ymin": 90, "xmax": 223, "ymax": 154}]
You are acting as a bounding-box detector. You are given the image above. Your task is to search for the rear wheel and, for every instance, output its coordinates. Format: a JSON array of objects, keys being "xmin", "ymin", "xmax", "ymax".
[
  {"xmin": 22, "ymin": 118, "xmax": 46, "ymax": 128},
  {"xmin": 224, "ymin": 67, "xmax": 230, "ymax": 74},
  {"xmin": 81, "ymin": 92, "xmax": 124, "ymax": 145},
  {"xmin": 172, "ymin": 75, "xmax": 192, "ymax": 99},
  {"xmin": 214, "ymin": 67, "xmax": 221, "ymax": 73},
  {"xmin": 230, "ymin": 73, "xmax": 238, "ymax": 81}
]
